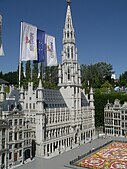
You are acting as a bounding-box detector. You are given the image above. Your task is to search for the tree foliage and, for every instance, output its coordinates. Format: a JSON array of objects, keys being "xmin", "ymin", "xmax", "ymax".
[
  {"xmin": 26, "ymin": 61, "xmax": 31, "ymax": 82},
  {"xmin": 43, "ymin": 66, "xmax": 58, "ymax": 89},
  {"xmin": 2, "ymin": 60, "xmax": 127, "ymax": 129},
  {"xmin": 81, "ymin": 62, "xmax": 114, "ymax": 89},
  {"xmin": 3, "ymin": 71, "xmax": 18, "ymax": 86},
  {"xmin": 22, "ymin": 61, "xmax": 31, "ymax": 88},
  {"xmin": 100, "ymin": 80, "xmax": 113, "ymax": 93},
  {"xmin": 0, "ymin": 71, "xmax": 3, "ymax": 79},
  {"xmin": 119, "ymin": 71, "xmax": 127, "ymax": 87},
  {"xmin": 40, "ymin": 62, "xmax": 43, "ymax": 81},
  {"xmin": 32, "ymin": 61, "xmax": 39, "ymax": 89}
]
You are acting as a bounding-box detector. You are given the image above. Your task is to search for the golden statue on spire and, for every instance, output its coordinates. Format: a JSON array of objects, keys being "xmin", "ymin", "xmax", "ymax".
[{"xmin": 67, "ymin": 0, "xmax": 71, "ymax": 5}]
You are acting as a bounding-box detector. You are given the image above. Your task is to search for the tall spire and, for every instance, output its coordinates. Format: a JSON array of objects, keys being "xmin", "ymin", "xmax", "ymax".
[
  {"xmin": 59, "ymin": 0, "xmax": 81, "ymax": 87},
  {"xmin": 63, "ymin": 0, "xmax": 75, "ymax": 46},
  {"xmin": 59, "ymin": 0, "xmax": 81, "ymax": 112}
]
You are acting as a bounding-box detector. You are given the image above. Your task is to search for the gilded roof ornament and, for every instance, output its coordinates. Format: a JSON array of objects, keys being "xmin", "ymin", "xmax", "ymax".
[{"xmin": 67, "ymin": 0, "xmax": 71, "ymax": 5}]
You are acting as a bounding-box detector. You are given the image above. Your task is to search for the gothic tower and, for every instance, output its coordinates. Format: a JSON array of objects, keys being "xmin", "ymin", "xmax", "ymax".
[{"xmin": 59, "ymin": 0, "xmax": 81, "ymax": 112}]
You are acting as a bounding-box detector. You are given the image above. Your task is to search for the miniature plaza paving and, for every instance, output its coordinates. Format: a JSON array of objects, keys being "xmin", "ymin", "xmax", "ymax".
[{"xmin": 16, "ymin": 136, "xmax": 127, "ymax": 169}]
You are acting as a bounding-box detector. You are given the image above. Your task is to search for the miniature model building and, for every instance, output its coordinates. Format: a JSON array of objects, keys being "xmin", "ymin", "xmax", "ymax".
[
  {"xmin": 0, "ymin": 87, "xmax": 32, "ymax": 168},
  {"xmin": 0, "ymin": 0, "xmax": 95, "ymax": 164},
  {"xmin": 105, "ymin": 99, "xmax": 127, "ymax": 137},
  {"xmin": 19, "ymin": 0, "xmax": 95, "ymax": 157}
]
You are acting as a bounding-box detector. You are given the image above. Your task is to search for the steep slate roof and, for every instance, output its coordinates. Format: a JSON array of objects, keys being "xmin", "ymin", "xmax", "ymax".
[
  {"xmin": 9, "ymin": 89, "xmax": 20, "ymax": 102},
  {"xmin": 81, "ymin": 92, "xmax": 89, "ymax": 107},
  {"xmin": 43, "ymin": 89, "xmax": 67, "ymax": 108},
  {"xmin": 0, "ymin": 88, "xmax": 89, "ymax": 111},
  {"xmin": 0, "ymin": 79, "xmax": 9, "ymax": 84},
  {"xmin": 0, "ymin": 89, "xmax": 22, "ymax": 111}
]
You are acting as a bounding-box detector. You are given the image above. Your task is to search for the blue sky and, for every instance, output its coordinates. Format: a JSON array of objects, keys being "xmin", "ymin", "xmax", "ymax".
[{"xmin": 0, "ymin": 0, "xmax": 127, "ymax": 78}]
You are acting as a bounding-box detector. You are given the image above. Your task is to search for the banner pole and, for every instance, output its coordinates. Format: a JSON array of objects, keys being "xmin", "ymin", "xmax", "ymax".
[{"xmin": 19, "ymin": 22, "xmax": 23, "ymax": 89}]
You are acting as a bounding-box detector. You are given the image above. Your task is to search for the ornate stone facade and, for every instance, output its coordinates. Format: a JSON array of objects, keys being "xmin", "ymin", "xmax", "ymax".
[
  {"xmin": 104, "ymin": 99, "xmax": 127, "ymax": 137},
  {"xmin": 19, "ymin": 0, "xmax": 95, "ymax": 157},
  {"xmin": 0, "ymin": 0, "xmax": 95, "ymax": 161},
  {"xmin": 0, "ymin": 85, "xmax": 32, "ymax": 169},
  {"xmin": 0, "ymin": 119, "xmax": 8, "ymax": 169}
]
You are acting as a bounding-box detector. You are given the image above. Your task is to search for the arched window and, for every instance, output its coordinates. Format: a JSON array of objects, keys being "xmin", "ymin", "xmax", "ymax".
[
  {"xmin": 67, "ymin": 46, "xmax": 70, "ymax": 58},
  {"xmin": 71, "ymin": 31, "xmax": 73, "ymax": 38},
  {"xmin": 65, "ymin": 32, "xmax": 66, "ymax": 38},
  {"xmin": 71, "ymin": 46, "xmax": 73, "ymax": 59},
  {"xmin": 68, "ymin": 18, "xmax": 69, "ymax": 23},
  {"xmin": 67, "ymin": 31, "xmax": 69, "ymax": 38},
  {"xmin": 68, "ymin": 68, "xmax": 71, "ymax": 80}
]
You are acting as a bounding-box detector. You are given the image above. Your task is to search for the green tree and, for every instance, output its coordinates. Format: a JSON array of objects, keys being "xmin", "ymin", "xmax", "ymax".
[
  {"xmin": 21, "ymin": 62, "xmax": 24, "ymax": 86},
  {"xmin": 32, "ymin": 61, "xmax": 39, "ymax": 89},
  {"xmin": 40, "ymin": 62, "xmax": 45, "ymax": 81},
  {"xmin": 81, "ymin": 62, "xmax": 114, "ymax": 89},
  {"xmin": 43, "ymin": 66, "xmax": 58, "ymax": 89},
  {"xmin": 26, "ymin": 61, "xmax": 31, "ymax": 81},
  {"xmin": 95, "ymin": 62, "xmax": 113, "ymax": 82},
  {"xmin": 23, "ymin": 61, "xmax": 31, "ymax": 88},
  {"xmin": 4, "ymin": 71, "xmax": 18, "ymax": 86},
  {"xmin": 119, "ymin": 71, "xmax": 127, "ymax": 87},
  {"xmin": 40, "ymin": 62, "xmax": 43, "ymax": 81},
  {"xmin": 0, "ymin": 71, "xmax": 3, "ymax": 79},
  {"xmin": 100, "ymin": 80, "xmax": 113, "ymax": 93}
]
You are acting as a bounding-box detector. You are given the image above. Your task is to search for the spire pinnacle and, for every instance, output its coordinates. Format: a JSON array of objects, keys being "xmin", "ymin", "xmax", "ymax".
[{"xmin": 67, "ymin": 0, "xmax": 71, "ymax": 5}]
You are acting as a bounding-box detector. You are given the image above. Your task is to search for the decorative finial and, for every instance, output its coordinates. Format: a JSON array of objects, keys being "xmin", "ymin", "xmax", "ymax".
[{"xmin": 67, "ymin": 0, "xmax": 71, "ymax": 5}]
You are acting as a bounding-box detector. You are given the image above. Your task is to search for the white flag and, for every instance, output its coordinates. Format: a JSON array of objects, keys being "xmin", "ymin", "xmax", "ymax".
[
  {"xmin": 0, "ymin": 15, "xmax": 4, "ymax": 56},
  {"xmin": 20, "ymin": 22, "xmax": 37, "ymax": 61},
  {"xmin": 45, "ymin": 34, "xmax": 57, "ymax": 66}
]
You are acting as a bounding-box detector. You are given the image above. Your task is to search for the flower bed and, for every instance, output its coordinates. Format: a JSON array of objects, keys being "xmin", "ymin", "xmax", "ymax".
[{"xmin": 75, "ymin": 141, "xmax": 127, "ymax": 169}]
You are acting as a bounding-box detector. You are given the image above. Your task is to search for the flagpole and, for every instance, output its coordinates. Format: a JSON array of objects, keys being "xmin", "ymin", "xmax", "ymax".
[
  {"xmin": 19, "ymin": 22, "xmax": 23, "ymax": 89},
  {"xmin": 42, "ymin": 60, "xmax": 45, "ymax": 81},
  {"xmin": 18, "ymin": 60, "xmax": 21, "ymax": 88}
]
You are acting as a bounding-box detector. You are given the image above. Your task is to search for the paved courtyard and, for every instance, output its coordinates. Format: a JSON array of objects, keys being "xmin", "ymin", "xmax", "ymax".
[{"xmin": 16, "ymin": 136, "xmax": 127, "ymax": 169}]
